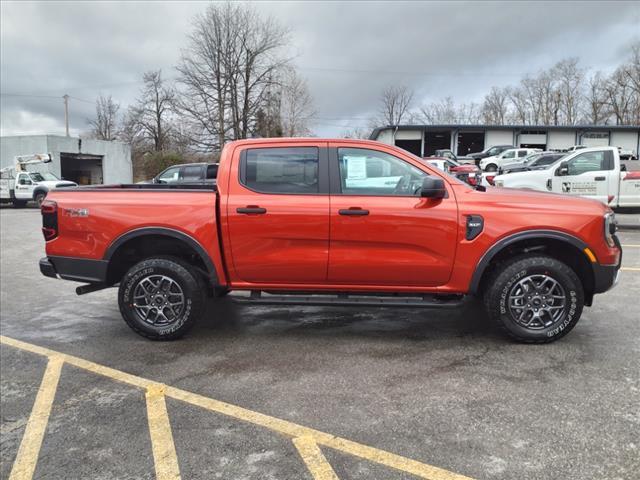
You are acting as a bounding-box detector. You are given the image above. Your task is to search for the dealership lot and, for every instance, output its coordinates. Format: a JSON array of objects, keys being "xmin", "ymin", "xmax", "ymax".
[{"xmin": 1, "ymin": 208, "xmax": 639, "ymax": 479}]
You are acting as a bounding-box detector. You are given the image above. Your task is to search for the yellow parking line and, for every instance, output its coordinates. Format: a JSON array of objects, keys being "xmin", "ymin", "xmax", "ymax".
[
  {"xmin": 9, "ymin": 355, "xmax": 63, "ymax": 480},
  {"xmin": 621, "ymin": 244, "xmax": 640, "ymax": 248},
  {"xmin": 146, "ymin": 385, "xmax": 181, "ymax": 480},
  {"xmin": 293, "ymin": 436, "xmax": 340, "ymax": 480},
  {"xmin": 0, "ymin": 335, "xmax": 474, "ymax": 480},
  {"xmin": 621, "ymin": 267, "xmax": 640, "ymax": 271}
]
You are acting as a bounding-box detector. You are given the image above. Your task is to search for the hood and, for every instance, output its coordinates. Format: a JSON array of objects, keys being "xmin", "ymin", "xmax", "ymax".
[
  {"xmin": 37, "ymin": 180, "xmax": 77, "ymax": 188},
  {"xmin": 455, "ymin": 183, "xmax": 608, "ymax": 215}
]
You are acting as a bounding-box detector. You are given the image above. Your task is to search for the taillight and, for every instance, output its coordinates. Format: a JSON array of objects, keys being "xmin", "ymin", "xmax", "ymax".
[
  {"xmin": 41, "ymin": 200, "xmax": 58, "ymax": 241},
  {"xmin": 467, "ymin": 174, "xmax": 478, "ymax": 186},
  {"xmin": 486, "ymin": 175, "xmax": 496, "ymax": 186}
]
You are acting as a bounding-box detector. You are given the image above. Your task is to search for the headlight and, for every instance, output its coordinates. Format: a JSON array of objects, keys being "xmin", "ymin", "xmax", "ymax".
[
  {"xmin": 604, "ymin": 212, "xmax": 617, "ymax": 247},
  {"xmin": 495, "ymin": 179, "xmax": 504, "ymax": 187}
]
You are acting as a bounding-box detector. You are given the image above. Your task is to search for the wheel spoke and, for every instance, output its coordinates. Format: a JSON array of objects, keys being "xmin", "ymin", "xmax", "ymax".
[
  {"xmin": 508, "ymin": 273, "xmax": 566, "ymax": 331},
  {"xmin": 132, "ymin": 274, "xmax": 185, "ymax": 326}
]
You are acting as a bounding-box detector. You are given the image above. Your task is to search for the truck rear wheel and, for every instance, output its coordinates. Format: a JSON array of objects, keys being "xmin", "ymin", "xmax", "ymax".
[
  {"xmin": 483, "ymin": 255, "xmax": 584, "ymax": 343},
  {"xmin": 118, "ymin": 257, "xmax": 205, "ymax": 340}
]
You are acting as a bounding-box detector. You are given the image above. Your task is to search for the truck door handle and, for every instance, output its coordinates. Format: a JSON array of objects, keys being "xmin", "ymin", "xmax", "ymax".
[
  {"xmin": 237, "ymin": 206, "xmax": 267, "ymax": 214},
  {"xmin": 339, "ymin": 208, "xmax": 369, "ymax": 216},
  {"xmin": 594, "ymin": 176, "xmax": 606, "ymax": 181}
]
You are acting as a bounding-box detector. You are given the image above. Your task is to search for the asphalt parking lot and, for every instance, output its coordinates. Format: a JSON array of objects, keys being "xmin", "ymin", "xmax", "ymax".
[{"xmin": 1, "ymin": 207, "xmax": 639, "ymax": 480}]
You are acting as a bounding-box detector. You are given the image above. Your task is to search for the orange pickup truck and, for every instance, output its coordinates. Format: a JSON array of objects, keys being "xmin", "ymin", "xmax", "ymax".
[{"xmin": 39, "ymin": 138, "xmax": 622, "ymax": 343}]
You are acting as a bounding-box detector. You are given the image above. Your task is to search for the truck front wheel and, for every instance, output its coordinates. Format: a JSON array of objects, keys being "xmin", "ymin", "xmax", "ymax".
[
  {"xmin": 483, "ymin": 255, "xmax": 584, "ymax": 343},
  {"xmin": 118, "ymin": 257, "xmax": 205, "ymax": 340}
]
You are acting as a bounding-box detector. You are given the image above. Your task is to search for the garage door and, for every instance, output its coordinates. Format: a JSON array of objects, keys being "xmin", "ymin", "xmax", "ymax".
[
  {"xmin": 610, "ymin": 131, "xmax": 638, "ymax": 154},
  {"xmin": 485, "ymin": 130, "xmax": 513, "ymax": 148},
  {"xmin": 548, "ymin": 131, "xmax": 575, "ymax": 150},
  {"xmin": 581, "ymin": 132, "xmax": 609, "ymax": 148}
]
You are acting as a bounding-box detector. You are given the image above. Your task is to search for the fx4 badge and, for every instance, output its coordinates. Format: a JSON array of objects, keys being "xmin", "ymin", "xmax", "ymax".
[{"xmin": 63, "ymin": 208, "xmax": 89, "ymax": 217}]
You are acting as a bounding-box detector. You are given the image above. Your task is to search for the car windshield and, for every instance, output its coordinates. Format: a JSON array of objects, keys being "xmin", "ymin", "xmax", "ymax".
[
  {"xmin": 523, "ymin": 153, "xmax": 542, "ymax": 164},
  {"xmin": 530, "ymin": 155, "xmax": 565, "ymax": 167},
  {"xmin": 29, "ymin": 172, "xmax": 59, "ymax": 182}
]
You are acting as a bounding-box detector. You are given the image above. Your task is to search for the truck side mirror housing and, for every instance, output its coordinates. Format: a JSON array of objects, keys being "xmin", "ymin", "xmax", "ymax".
[
  {"xmin": 556, "ymin": 161, "xmax": 569, "ymax": 176},
  {"xmin": 421, "ymin": 176, "xmax": 446, "ymax": 199}
]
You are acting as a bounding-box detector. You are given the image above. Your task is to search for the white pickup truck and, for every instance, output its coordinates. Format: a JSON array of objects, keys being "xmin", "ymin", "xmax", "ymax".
[
  {"xmin": 0, "ymin": 154, "xmax": 77, "ymax": 207},
  {"xmin": 479, "ymin": 148, "xmax": 541, "ymax": 172},
  {"xmin": 493, "ymin": 146, "xmax": 640, "ymax": 208}
]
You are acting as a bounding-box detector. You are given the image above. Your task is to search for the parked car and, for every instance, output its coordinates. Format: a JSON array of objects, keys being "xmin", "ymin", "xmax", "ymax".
[
  {"xmin": 40, "ymin": 138, "xmax": 622, "ymax": 344},
  {"xmin": 498, "ymin": 152, "xmax": 566, "ymax": 175},
  {"xmin": 480, "ymin": 148, "xmax": 542, "ymax": 172},
  {"xmin": 145, "ymin": 163, "xmax": 218, "ymax": 185},
  {"xmin": 433, "ymin": 149, "xmax": 475, "ymax": 165},
  {"xmin": 424, "ymin": 157, "xmax": 481, "ymax": 186},
  {"xmin": 468, "ymin": 145, "xmax": 514, "ymax": 165},
  {"xmin": 493, "ymin": 146, "xmax": 640, "ymax": 208}
]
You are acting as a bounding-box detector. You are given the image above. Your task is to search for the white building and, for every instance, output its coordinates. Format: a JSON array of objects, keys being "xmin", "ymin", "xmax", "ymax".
[
  {"xmin": 370, "ymin": 125, "xmax": 640, "ymax": 158},
  {"xmin": 0, "ymin": 135, "xmax": 132, "ymax": 185}
]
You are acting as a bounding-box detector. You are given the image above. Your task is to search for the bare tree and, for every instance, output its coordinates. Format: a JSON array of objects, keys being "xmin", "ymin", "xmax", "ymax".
[
  {"xmin": 378, "ymin": 85, "xmax": 413, "ymax": 125},
  {"xmin": 554, "ymin": 58, "xmax": 583, "ymax": 125},
  {"xmin": 341, "ymin": 126, "xmax": 370, "ymax": 139},
  {"xmin": 176, "ymin": 2, "xmax": 290, "ymax": 152},
  {"xmin": 482, "ymin": 87, "xmax": 509, "ymax": 124},
  {"xmin": 280, "ymin": 69, "xmax": 315, "ymax": 136},
  {"xmin": 128, "ymin": 70, "xmax": 175, "ymax": 152},
  {"xmin": 584, "ymin": 72, "xmax": 609, "ymax": 124},
  {"xmin": 87, "ymin": 95, "xmax": 120, "ymax": 141}
]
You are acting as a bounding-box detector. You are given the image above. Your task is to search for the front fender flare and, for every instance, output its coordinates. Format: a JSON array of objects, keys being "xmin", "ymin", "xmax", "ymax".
[{"xmin": 468, "ymin": 229, "xmax": 589, "ymax": 295}]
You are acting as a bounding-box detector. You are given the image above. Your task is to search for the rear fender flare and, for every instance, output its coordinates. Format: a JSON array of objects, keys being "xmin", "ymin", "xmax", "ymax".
[{"xmin": 104, "ymin": 227, "xmax": 218, "ymax": 283}]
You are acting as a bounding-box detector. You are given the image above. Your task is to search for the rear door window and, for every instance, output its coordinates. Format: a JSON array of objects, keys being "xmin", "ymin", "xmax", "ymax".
[
  {"xmin": 180, "ymin": 165, "xmax": 204, "ymax": 181},
  {"xmin": 241, "ymin": 147, "xmax": 319, "ymax": 194}
]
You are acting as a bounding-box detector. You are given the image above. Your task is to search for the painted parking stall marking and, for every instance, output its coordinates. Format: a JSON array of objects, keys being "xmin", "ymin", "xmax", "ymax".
[{"xmin": 1, "ymin": 335, "xmax": 474, "ymax": 480}]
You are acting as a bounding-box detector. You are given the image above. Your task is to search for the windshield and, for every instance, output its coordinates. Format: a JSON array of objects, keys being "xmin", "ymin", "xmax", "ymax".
[
  {"xmin": 530, "ymin": 154, "xmax": 565, "ymax": 168},
  {"xmin": 29, "ymin": 172, "xmax": 60, "ymax": 182}
]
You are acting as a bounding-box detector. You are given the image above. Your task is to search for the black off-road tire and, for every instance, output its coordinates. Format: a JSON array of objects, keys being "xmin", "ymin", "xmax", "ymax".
[
  {"xmin": 483, "ymin": 255, "xmax": 584, "ymax": 343},
  {"xmin": 485, "ymin": 163, "xmax": 498, "ymax": 172},
  {"xmin": 118, "ymin": 257, "xmax": 205, "ymax": 340}
]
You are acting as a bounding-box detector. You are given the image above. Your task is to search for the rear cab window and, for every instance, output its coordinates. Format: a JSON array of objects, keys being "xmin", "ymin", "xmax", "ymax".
[{"xmin": 240, "ymin": 147, "xmax": 319, "ymax": 194}]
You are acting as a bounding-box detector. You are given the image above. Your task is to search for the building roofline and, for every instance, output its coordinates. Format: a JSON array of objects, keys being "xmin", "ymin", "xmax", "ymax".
[{"xmin": 369, "ymin": 124, "xmax": 640, "ymax": 140}]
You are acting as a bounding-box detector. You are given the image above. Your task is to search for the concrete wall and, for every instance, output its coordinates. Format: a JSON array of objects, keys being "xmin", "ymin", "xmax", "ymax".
[{"xmin": 0, "ymin": 135, "xmax": 132, "ymax": 183}]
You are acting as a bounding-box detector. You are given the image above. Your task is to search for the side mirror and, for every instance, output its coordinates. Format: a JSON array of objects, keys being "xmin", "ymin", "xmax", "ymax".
[
  {"xmin": 421, "ymin": 176, "xmax": 446, "ymax": 199},
  {"xmin": 556, "ymin": 161, "xmax": 569, "ymax": 176}
]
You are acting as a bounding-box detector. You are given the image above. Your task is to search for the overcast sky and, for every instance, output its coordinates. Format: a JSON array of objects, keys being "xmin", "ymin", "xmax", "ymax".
[{"xmin": 1, "ymin": 0, "xmax": 639, "ymax": 139}]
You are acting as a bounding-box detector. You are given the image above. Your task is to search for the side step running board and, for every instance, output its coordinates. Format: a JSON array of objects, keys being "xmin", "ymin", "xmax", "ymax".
[{"xmin": 229, "ymin": 291, "xmax": 465, "ymax": 308}]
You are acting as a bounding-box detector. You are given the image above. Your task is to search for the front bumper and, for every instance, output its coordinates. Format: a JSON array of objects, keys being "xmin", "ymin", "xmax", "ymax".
[
  {"xmin": 39, "ymin": 256, "xmax": 108, "ymax": 283},
  {"xmin": 592, "ymin": 235, "xmax": 622, "ymax": 294}
]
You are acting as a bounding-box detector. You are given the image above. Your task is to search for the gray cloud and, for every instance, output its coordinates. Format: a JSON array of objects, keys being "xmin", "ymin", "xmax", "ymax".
[{"xmin": 1, "ymin": 0, "xmax": 639, "ymax": 138}]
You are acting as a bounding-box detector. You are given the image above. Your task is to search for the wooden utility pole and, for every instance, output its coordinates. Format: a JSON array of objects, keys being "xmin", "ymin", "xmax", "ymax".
[{"xmin": 63, "ymin": 94, "xmax": 69, "ymax": 136}]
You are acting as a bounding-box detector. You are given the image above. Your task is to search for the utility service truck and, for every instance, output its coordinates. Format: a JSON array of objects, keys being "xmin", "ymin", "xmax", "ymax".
[
  {"xmin": 0, "ymin": 153, "xmax": 77, "ymax": 207},
  {"xmin": 493, "ymin": 146, "xmax": 640, "ymax": 208}
]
